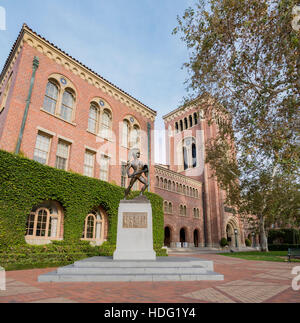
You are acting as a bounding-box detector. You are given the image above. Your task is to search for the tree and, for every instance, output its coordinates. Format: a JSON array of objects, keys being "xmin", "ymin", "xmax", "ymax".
[{"xmin": 174, "ymin": 0, "xmax": 300, "ymax": 251}]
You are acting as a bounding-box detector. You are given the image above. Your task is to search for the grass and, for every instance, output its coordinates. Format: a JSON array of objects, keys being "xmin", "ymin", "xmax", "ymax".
[{"xmin": 220, "ymin": 251, "xmax": 300, "ymax": 263}]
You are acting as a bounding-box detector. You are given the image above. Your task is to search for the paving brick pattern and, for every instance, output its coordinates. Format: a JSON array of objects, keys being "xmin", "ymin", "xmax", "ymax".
[{"xmin": 0, "ymin": 254, "xmax": 299, "ymax": 303}]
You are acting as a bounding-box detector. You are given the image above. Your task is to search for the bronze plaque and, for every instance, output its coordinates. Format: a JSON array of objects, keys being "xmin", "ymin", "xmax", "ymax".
[{"xmin": 123, "ymin": 212, "xmax": 148, "ymax": 229}]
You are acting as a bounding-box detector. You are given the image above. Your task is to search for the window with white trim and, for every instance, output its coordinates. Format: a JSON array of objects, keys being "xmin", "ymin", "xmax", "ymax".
[
  {"xmin": 99, "ymin": 155, "xmax": 110, "ymax": 181},
  {"xmin": 33, "ymin": 132, "xmax": 51, "ymax": 165},
  {"xmin": 55, "ymin": 139, "xmax": 70, "ymax": 170},
  {"xmin": 84, "ymin": 150, "xmax": 95, "ymax": 177}
]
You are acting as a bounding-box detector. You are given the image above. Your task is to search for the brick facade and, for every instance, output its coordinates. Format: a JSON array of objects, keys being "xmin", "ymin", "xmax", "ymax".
[
  {"xmin": 154, "ymin": 99, "xmax": 245, "ymax": 248},
  {"xmin": 0, "ymin": 25, "xmax": 246, "ymax": 249}
]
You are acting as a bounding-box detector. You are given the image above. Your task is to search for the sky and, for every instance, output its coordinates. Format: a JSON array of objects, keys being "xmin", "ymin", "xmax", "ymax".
[{"xmin": 0, "ymin": 0, "xmax": 197, "ymax": 163}]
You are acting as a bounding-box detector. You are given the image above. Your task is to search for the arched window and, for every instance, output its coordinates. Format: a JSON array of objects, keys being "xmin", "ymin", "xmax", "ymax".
[
  {"xmin": 130, "ymin": 125, "xmax": 140, "ymax": 148},
  {"xmin": 82, "ymin": 210, "xmax": 106, "ymax": 245},
  {"xmin": 195, "ymin": 189, "xmax": 199, "ymax": 198},
  {"xmin": 194, "ymin": 112, "xmax": 198, "ymax": 125},
  {"xmin": 175, "ymin": 122, "xmax": 179, "ymax": 133},
  {"xmin": 43, "ymin": 81, "xmax": 59, "ymax": 115},
  {"xmin": 169, "ymin": 202, "xmax": 173, "ymax": 214},
  {"xmin": 156, "ymin": 176, "xmax": 159, "ymax": 187},
  {"xmin": 160, "ymin": 177, "xmax": 164, "ymax": 188},
  {"xmin": 25, "ymin": 201, "xmax": 63, "ymax": 244},
  {"xmin": 168, "ymin": 180, "xmax": 171, "ymax": 190},
  {"xmin": 180, "ymin": 205, "xmax": 184, "ymax": 216},
  {"xmin": 189, "ymin": 115, "xmax": 193, "ymax": 128},
  {"xmin": 164, "ymin": 179, "xmax": 168, "ymax": 190},
  {"xmin": 122, "ymin": 120, "xmax": 130, "ymax": 147},
  {"xmin": 184, "ymin": 117, "xmax": 188, "ymax": 129},
  {"xmin": 180, "ymin": 120, "xmax": 183, "ymax": 132},
  {"xmin": 183, "ymin": 146, "xmax": 188, "ymax": 170},
  {"xmin": 172, "ymin": 181, "xmax": 175, "ymax": 191},
  {"xmin": 101, "ymin": 109, "xmax": 112, "ymax": 139},
  {"xmin": 88, "ymin": 103, "xmax": 100, "ymax": 134},
  {"xmin": 182, "ymin": 138, "xmax": 197, "ymax": 170},
  {"xmin": 164, "ymin": 201, "xmax": 168, "ymax": 213},
  {"xmin": 183, "ymin": 205, "xmax": 187, "ymax": 216},
  {"xmin": 192, "ymin": 143, "xmax": 197, "ymax": 168},
  {"xmin": 43, "ymin": 75, "xmax": 77, "ymax": 122},
  {"xmin": 183, "ymin": 185, "xmax": 186, "ymax": 195},
  {"xmin": 60, "ymin": 89, "xmax": 75, "ymax": 122}
]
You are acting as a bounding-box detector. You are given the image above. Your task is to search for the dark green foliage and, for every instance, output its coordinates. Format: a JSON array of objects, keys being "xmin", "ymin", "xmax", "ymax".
[
  {"xmin": 0, "ymin": 150, "xmax": 166, "ymax": 269},
  {"xmin": 268, "ymin": 229, "xmax": 300, "ymax": 245},
  {"xmin": 268, "ymin": 244, "xmax": 300, "ymax": 251},
  {"xmin": 220, "ymin": 237, "xmax": 228, "ymax": 247},
  {"xmin": 245, "ymin": 238, "xmax": 251, "ymax": 247}
]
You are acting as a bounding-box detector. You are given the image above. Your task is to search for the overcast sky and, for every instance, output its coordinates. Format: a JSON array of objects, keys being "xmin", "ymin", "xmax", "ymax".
[{"xmin": 0, "ymin": 0, "xmax": 197, "ymax": 163}]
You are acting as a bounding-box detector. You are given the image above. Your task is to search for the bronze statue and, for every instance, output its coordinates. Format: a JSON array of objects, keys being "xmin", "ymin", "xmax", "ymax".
[{"xmin": 124, "ymin": 149, "xmax": 149, "ymax": 199}]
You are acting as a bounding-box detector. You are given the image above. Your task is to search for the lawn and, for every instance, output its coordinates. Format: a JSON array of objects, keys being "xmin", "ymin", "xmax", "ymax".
[{"xmin": 220, "ymin": 251, "xmax": 300, "ymax": 263}]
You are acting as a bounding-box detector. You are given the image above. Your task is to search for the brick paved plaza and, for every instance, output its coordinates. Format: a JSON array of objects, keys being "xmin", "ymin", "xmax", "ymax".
[{"xmin": 1, "ymin": 253, "xmax": 299, "ymax": 303}]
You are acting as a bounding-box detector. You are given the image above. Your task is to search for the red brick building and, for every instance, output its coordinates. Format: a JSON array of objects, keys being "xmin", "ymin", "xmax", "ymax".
[
  {"xmin": 0, "ymin": 25, "xmax": 156, "ymax": 189},
  {"xmin": 0, "ymin": 25, "xmax": 246, "ymax": 248},
  {"xmin": 154, "ymin": 98, "xmax": 246, "ymax": 248}
]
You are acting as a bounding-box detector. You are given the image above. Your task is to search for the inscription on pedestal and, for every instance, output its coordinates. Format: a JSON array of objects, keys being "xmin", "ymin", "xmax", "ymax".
[{"xmin": 123, "ymin": 212, "xmax": 148, "ymax": 229}]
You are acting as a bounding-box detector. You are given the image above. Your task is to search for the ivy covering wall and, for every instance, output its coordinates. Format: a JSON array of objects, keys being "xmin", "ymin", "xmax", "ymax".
[{"xmin": 0, "ymin": 150, "xmax": 166, "ymax": 269}]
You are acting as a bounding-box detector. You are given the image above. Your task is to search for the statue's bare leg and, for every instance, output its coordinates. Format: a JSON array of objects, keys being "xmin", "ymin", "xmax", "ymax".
[
  {"xmin": 138, "ymin": 176, "xmax": 149, "ymax": 195},
  {"xmin": 124, "ymin": 177, "xmax": 137, "ymax": 199}
]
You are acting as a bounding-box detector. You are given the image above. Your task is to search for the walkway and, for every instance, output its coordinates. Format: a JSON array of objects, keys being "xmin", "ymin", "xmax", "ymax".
[{"xmin": 0, "ymin": 254, "xmax": 299, "ymax": 303}]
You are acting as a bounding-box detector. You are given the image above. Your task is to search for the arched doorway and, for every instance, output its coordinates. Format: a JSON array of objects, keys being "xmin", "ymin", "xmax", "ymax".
[
  {"xmin": 226, "ymin": 219, "xmax": 239, "ymax": 248},
  {"xmin": 194, "ymin": 229, "xmax": 199, "ymax": 247},
  {"xmin": 164, "ymin": 226, "xmax": 171, "ymax": 247},
  {"xmin": 180, "ymin": 228, "xmax": 186, "ymax": 247}
]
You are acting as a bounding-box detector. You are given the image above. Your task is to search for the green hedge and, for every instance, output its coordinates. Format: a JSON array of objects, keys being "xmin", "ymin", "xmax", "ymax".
[
  {"xmin": 0, "ymin": 150, "xmax": 166, "ymax": 269},
  {"xmin": 268, "ymin": 244, "xmax": 300, "ymax": 251},
  {"xmin": 268, "ymin": 229, "xmax": 300, "ymax": 245}
]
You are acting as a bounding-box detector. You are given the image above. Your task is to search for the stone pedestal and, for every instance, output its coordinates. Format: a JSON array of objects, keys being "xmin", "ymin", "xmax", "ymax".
[{"xmin": 113, "ymin": 196, "xmax": 156, "ymax": 260}]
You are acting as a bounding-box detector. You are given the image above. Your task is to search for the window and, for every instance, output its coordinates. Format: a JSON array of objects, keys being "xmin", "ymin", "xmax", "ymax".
[
  {"xmin": 169, "ymin": 202, "xmax": 173, "ymax": 214},
  {"xmin": 189, "ymin": 115, "xmax": 193, "ymax": 128},
  {"xmin": 121, "ymin": 162, "xmax": 127, "ymax": 188},
  {"xmin": 60, "ymin": 90, "xmax": 74, "ymax": 122},
  {"xmin": 122, "ymin": 117, "xmax": 141, "ymax": 149},
  {"xmin": 55, "ymin": 140, "xmax": 70, "ymax": 170},
  {"xmin": 130, "ymin": 125, "xmax": 140, "ymax": 148},
  {"xmin": 88, "ymin": 103, "xmax": 100, "ymax": 134},
  {"xmin": 82, "ymin": 210, "xmax": 105, "ymax": 244},
  {"xmin": 180, "ymin": 120, "xmax": 183, "ymax": 132},
  {"xmin": 182, "ymin": 138, "xmax": 197, "ymax": 170},
  {"xmin": 193, "ymin": 208, "xmax": 200, "ymax": 218},
  {"xmin": 33, "ymin": 132, "xmax": 51, "ymax": 165},
  {"xmin": 99, "ymin": 155, "xmax": 110, "ymax": 181},
  {"xmin": 122, "ymin": 120, "xmax": 130, "ymax": 147},
  {"xmin": 42, "ymin": 75, "xmax": 76, "ymax": 123},
  {"xmin": 194, "ymin": 112, "xmax": 198, "ymax": 125},
  {"xmin": 101, "ymin": 109, "xmax": 112, "ymax": 139},
  {"xmin": 43, "ymin": 81, "xmax": 59, "ymax": 115},
  {"xmin": 25, "ymin": 201, "xmax": 63, "ymax": 242},
  {"xmin": 175, "ymin": 122, "xmax": 179, "ymax": 133},
  {"xmin": 164, "ymin": 201, "xmax": 168, "ymax": 213},
  {"xmin": 184, "ymin": 117, "xmax": 188, "ymax": 129},
  {"xmin": 84, "ymin": 150, "xmax": 95, "ymax": 177}
]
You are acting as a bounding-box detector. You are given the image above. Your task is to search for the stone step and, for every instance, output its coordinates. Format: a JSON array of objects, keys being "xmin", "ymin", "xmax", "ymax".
[
  {"xmin": 73, "ymin": 257, "xmax": 214, "ymax": 271},
  {"xmin": 57, "ymin": 265, "xmax": 208, "ymax": 275},
  {"xmin": 38, "ymin": 271, "xmax": 224, "ymax": 282}
]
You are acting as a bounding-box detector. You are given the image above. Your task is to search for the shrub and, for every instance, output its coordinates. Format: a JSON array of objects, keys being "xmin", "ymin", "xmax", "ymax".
[
  {"xmin": 220, "ymin": 238, "xmax": 228, "ymax": 247},
  {"xmin": 268, "ymin": 244, "xmax": 300, "ymax": 251},
  {"xmin": 245, "ymin": 239, "xmax": 251, "ymax": 247}
]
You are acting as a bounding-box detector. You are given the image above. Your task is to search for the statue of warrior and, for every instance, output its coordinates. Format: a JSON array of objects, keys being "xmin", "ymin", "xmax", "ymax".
[{"xmin": 124, "ymin": 149, "xmax": 149, "ymax": 199}]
